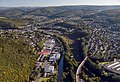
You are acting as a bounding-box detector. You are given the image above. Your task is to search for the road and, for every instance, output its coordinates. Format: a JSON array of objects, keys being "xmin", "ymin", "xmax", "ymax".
[{"xmin": 76, "ymin": 56, "xmax": 88, "ymax": 82}]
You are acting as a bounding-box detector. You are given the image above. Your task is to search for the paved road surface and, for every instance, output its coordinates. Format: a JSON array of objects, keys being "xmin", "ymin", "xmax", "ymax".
[{"xmin": 76, "ymin": 56, "xmax": 88, "ymax": 82}]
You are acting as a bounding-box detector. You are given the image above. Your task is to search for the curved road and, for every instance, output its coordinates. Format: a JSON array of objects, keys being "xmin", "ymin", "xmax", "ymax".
[{"xmin": 76, "ymin": 56, "xmax": 88, "ymax": 82}]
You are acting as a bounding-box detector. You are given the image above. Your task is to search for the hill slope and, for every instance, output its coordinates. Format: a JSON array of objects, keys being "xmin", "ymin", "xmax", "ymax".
[
  {"xmin": 0, "ymin": 37, "xmax": 36, "ymax": 82},
  {"xmin": 1, "ymin": 5, "xmax": 120, "ymax": 17},
  {"xmin": 0, "ymin": 18, "xmax": 28, "ymax": 28}
]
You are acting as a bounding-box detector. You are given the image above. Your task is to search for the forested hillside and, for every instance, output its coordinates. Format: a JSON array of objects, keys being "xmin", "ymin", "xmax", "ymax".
[
  {"xmin": 1, "ymin": 6, "xmax": 120, "ymax": 17},
  {"xmin": 0, "ymin": 18, "xmax": 28, "ymax": 28},
  {"xmin": 0, "ymin": 37, "xmax": 36, "ymax": 82}
]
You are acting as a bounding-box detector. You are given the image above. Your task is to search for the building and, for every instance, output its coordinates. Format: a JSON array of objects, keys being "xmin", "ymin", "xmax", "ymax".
[
  {"xmin": 104, "ymin": 60, "xmax": 120, "ymax": 75},
  {"xmin": 44, "ymin": 66, "xmax": 54, "ymax": 73},
  {"xmin": 49, "ymin": 53, "xmax": 61, "ymax": 62}
]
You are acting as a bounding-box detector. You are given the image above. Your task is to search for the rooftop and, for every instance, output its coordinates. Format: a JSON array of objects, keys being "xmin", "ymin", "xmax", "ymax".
[{"xmin": 104, "ymin": 60, "xmax": 120, "ymax": 75}]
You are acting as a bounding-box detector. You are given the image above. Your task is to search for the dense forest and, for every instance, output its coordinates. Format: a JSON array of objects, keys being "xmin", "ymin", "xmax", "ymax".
[
  {"xmin": 0, "ymin": 18, "xmax": 28, "ymax": 28},
  {"xmin": 0, "ymin": 37, "xmax": 36, "ymax": 82}
]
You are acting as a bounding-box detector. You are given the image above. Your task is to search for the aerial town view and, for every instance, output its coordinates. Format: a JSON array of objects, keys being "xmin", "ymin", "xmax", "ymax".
[{"xmin": 0, "ymin": 0, "xmax": 120, "ymax": 82}]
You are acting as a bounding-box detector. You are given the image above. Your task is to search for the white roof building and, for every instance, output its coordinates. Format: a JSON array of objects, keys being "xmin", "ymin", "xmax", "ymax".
[
  {"xmin": 49, "ymin": 53, "xmax": 61, "ymax": 62},
  {"xmin": 44, "ymin": 66, "xmax": 54, "ymax": 73}
]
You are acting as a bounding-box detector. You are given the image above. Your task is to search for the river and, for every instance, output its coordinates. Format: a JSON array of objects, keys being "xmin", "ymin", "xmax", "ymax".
[{"xmin": 57, "ymin": 47, "xmax": 65, "ymax": 82}]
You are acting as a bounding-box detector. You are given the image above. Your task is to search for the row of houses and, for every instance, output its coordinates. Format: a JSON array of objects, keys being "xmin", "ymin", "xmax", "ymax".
[
  {"xmin": 31, "ymin": 35, "xmax": 62, "ymax": 81},
  {"xmin": 42, "ymin": 37, "xmax": 61, "ymax": 74}
]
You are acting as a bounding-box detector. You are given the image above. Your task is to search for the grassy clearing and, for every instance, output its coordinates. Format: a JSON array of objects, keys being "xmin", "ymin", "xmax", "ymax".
[{"xmin": 38, "ymin": 78, "xmax": 50, "ymax": 82}]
